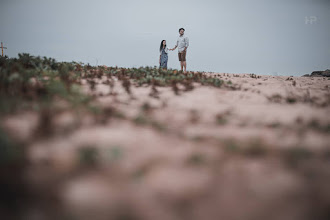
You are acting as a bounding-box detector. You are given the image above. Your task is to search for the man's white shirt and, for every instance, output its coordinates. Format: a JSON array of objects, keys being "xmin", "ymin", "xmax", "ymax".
[{"xmin": 176, "ymin": 35, "xmax": 189, "ymax": 52}]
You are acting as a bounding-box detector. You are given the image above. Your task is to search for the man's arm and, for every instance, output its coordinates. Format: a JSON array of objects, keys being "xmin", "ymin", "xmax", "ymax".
[
  {"xmin": 170, "ymin": 45, "xmax": 177, "ymax": 51},
  {"xmin": 170, "ymin": 40, "xmax": 179, "ymax": 51},
  {"xmin": 184, "ymin": 37, "xmax": 189, "ymax": 52}
]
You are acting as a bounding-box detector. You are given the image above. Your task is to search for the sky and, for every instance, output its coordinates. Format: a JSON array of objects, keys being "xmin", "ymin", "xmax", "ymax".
[{"xmin": 0, "ymin": 0, "xmax": 329, "ymax": 76}]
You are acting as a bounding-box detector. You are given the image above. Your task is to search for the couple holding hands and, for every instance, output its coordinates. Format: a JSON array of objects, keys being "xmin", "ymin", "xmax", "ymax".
[{"xmin": 159, "ymin": 28, "xmax": 189, "ymax": 73}]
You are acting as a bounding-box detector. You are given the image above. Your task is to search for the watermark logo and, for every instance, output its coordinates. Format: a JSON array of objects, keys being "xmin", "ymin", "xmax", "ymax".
[{"xmin": 305, "ymin": 16, "xmax": 317, "ymax": 24}]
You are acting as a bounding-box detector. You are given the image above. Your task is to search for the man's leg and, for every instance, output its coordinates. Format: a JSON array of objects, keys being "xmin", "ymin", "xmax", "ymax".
[
  {"xmin": 183, "ymin": 51, "xmax": 187, "ymax": 73},
  {"xmin": 178, "ymin": 53, "xmax": 183, "ymax": 72},
  {"xmin": 183, "ymin": 61, "xmax": 187, "ymax": 73},
  {"xmin": 180, "ymin": 61, "xmax": 184, "ymax": 72}
]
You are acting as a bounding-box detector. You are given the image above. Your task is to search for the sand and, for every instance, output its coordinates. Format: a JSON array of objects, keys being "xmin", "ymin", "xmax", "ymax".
[{"xmin": 2, "ymin": 72, "xmax": 330, "ymax": 220}]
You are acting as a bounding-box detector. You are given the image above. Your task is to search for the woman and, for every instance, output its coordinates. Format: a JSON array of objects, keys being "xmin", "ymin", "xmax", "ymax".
[{"xmin": 159, "ymin": 40, "xmax": 169, "ymax": 69}]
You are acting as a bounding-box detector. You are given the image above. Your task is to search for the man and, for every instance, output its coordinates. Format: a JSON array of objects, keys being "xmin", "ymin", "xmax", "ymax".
[{"xmin": 170, "ymin": 28, "xmax": 189, "ymax": 73}]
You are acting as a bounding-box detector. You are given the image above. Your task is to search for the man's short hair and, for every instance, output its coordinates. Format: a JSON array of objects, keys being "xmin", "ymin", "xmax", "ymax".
[{"xmin": 179, "ymin": 28, "xmax": 185, "ymax": 32}]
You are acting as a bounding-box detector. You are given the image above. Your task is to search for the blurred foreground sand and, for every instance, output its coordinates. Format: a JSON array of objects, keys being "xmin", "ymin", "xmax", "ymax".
[{"xmin": 2, "ymin": 72, "xmax": 330, "ymax": 220}]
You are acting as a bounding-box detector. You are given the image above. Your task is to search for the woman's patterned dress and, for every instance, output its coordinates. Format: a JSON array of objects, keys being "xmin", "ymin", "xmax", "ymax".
[{"xmin": 160, "ymin": 48, "xmax": 168, "ymax": 69}]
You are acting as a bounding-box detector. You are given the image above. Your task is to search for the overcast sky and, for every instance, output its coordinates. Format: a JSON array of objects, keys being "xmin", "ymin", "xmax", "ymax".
[{"xmin": 1, "ymin": 0, "xmax": 329, "ymax": 76}]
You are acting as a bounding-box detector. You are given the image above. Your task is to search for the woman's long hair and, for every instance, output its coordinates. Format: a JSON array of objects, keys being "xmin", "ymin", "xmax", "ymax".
[{"xmin": 159, "ymin": 40, "xmax": 166, "ymax": 52}]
